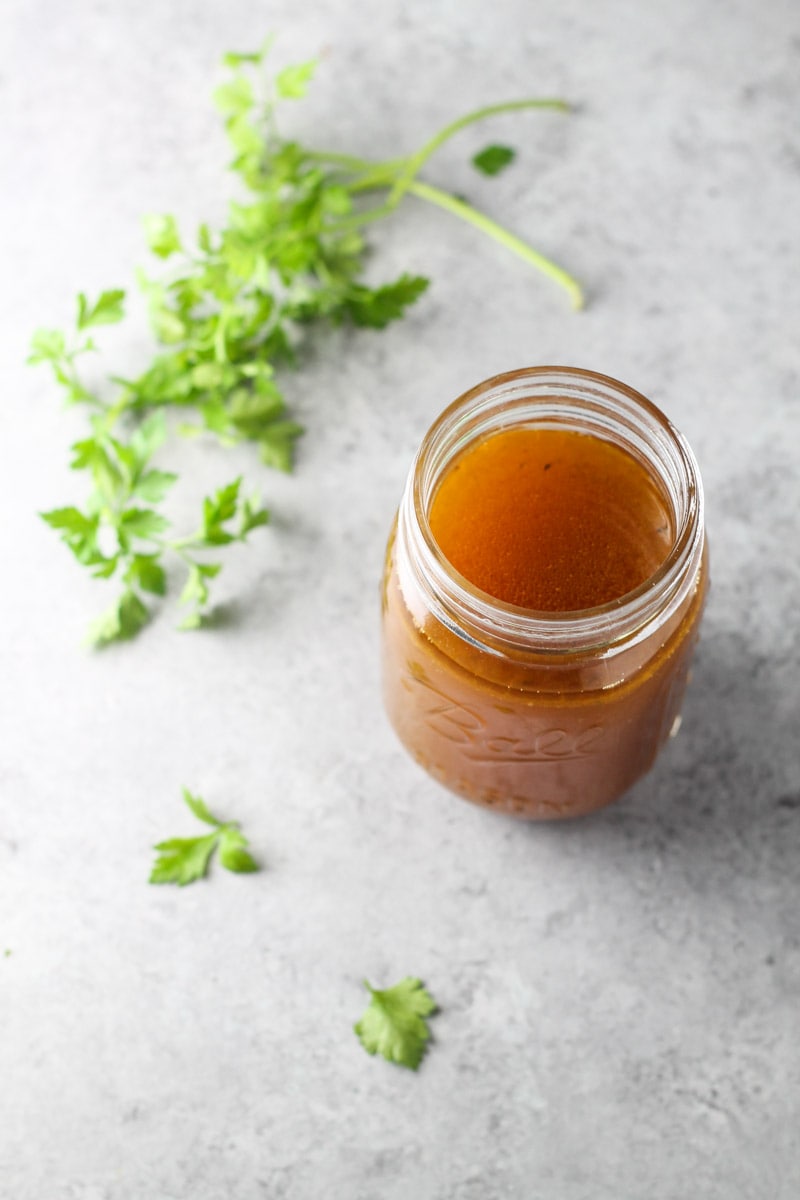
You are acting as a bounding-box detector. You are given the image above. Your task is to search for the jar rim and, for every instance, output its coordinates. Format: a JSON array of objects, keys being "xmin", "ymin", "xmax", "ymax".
[{"xmin": 402, "ymin": 366, "xmax": 705, "ymax": 654}]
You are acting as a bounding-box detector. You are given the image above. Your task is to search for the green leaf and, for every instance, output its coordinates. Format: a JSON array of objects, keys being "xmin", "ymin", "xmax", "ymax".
[
  {"xmin": 182, "ymin": 787, "xmax": 222, "ymax": 828},
  {"xmin": 28, "ymin": 328, "xmax": 66, "ymax": 364},
  {"xmin": 179, "ymin": 561, "xmax": 221, "ymax": 610},
  {"xmin": 225, "ymin": 112, "xmax": 264, "ymax": 159},
  {"xmin": 149, "ymin": 833, "xmax": 219, "ymax": 885},
  {"xmin": 228, "ymin": 384, "xmax": 286, "ymax": 437},
  {"xmin": 76, "ymin": 289, "xmax": 126, "ymax": 330},
  {"xmin": 275, "ymin": 60, "xmax": 316, "ymax": 100},
  {"xmin": 214, "ymin": 75, "xmax": 254, "ymax": 117},
  {"xmin": 120, "ymin": 508, "xmax": 171, "ymax": 539},
  {"xmin": 178, "ymin": 611, "xmax": 203, "ymax": 631},
  {"xmin": 222, "ymin": 49, "xmax": 264, "ymax": 68},
  {"xmin": 239, "ymin": 495, "xmax": 270, "ymax": 536},
  {"xmin": 344, "ymin": 274, "xmax": 429, "ymax": 330},
  {"xmin": 354, "ymin": 978, "xmax": 437, "ymax": 1070},
  {"xmin": 133, "ymin": 469, "xmax": 178, "ymax": 503},
  {"xmin": 130, "ymin": 411, "xmax": 168, "ymax": 464},
  {"xmin": 221, "ymin": 34, "xmax": 274, "ymax": 70},
  {"xmin": 202, "ymin": 478, "xmax": 241, "ymax": 542},
  {"xmin": 143, "ymin": 213, "xmax": 183, "ymax": 259},
  {"xmin": 88, "ymin": 590, "xmax": 150, "ymax": 646},
  {"xmin": 41, "ymin": 506, "xmax": 105, "ymax": 566},
  {"xmin": 258, "ymin": 421, "xmax": 304, "ymax": 472},
  {"xmin": 218, "ymin": 827, "xmax": 259, "ymax": 873},
  {"xmin": 91, "ymin": 556, "xmax": 119, "ymax": 580},
  {"xmin": 41, "ymin": 506, "xmax": 94, "ymax": 536},
  {"xmin": 119, "ymin": 590, "xmax": 151, "ymax": 636},
  {"xmin": 472, "ymin": 144, "xmax": 516, "ymax": 176},
  {"xmin": 150, "ymin": 307, "xmax": 187, "ymax": 344},
  {"xmin": 126, "ymin": 554, "xmax": 167, "ymax": 596},
  {"xmin": 191, "ymin": 362, "xmax": 225, "ymax": 390},
  {"xmin": 72, "ymin": 440, "xmax": 125, "ymax": 505}
]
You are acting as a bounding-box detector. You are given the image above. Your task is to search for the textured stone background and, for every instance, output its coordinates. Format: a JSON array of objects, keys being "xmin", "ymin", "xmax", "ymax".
[{"xmin": 2, "ymin": 0, "xmax": 799, "ymax": 1197}]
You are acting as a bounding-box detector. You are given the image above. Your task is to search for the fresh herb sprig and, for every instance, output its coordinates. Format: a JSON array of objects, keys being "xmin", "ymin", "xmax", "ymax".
[
  {"xmin": 150, "ymin": 788, "xmax": 259, "ymax": 885},
  {"xmin": 31, "ymin": 40, "xmax": 581, "ymax": 644}
]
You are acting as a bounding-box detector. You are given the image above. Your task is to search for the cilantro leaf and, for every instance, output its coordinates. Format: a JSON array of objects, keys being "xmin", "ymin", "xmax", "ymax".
[
  {"xmin": 150, "ymin": 790, "xmax": 260, "ymax": 885},
  {"xmin": 472, "ymin": 143, "xmax": 516, "ymax": 176},
  {"xmin": 354, "ymin": 977, "xmax": 437, "ymax": 1070}
]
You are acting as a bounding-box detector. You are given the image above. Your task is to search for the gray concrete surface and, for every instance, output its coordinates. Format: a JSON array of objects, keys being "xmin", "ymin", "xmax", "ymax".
[{"xmin": 2, "ymin": 0, "xmax": 799, "ymax": 1196}]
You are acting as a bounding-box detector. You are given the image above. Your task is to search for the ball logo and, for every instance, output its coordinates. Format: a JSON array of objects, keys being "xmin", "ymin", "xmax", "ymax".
[{"xmin": 404, "ymin": 670, "xmax": 603, "ymax": 762}]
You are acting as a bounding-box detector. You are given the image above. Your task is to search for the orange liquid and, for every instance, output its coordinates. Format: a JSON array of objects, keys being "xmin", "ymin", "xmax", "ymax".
[
  {"xmin": 382, "ymin": 425, "xmax": 707, "ymax": 818},
  {"xmin": 429, "ymin": 428, "xmax": 673, "ymax": 610}
]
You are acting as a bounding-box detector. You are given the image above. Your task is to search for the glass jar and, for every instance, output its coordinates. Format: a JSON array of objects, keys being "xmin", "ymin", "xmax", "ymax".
[{"xmin": 381, "ymin": 367, "xmax": 708, "ymax": 819}]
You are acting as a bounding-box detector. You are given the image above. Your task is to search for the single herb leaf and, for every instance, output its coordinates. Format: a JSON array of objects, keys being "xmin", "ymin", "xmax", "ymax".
[
  {"xmin": 354, "ymin": 977, "xmax": 437, "ymax": 1070},
  {"xmin": 239, "ymin": 495, "xmax": 270, "ymax": 536},
  {"xmin": 344, "ymin": 275, "xmax": 429, "ymax": 330},
  {"xmin": 120, "ymin": 508, "xmax": 171, "ymax": 539},
  {"xmin": 182, "ymin": 787, "xmax": 222, "ymax": 828},
  {"xmin": 143, "ymin": 213, "xmax": 183, "ymax": 259},
  {"xmin": 41, "ymin": 506, "xmax": 95, "ymax": 537},
  {"xmin": 275, "ymin": 60, "xmax": 316, "ymax": 99},
  {"xmin": 130, "ymin": 411, "xmax": 169, "ymax": 464},
  {"xmin": 213, "ymin": 75, "xmax": 254, "ymax": 117},
  {"xmin": 134, "ymin": 469, "xmax": 178, "ymax": 503},
  {"xmin": 222, "ymin": 49, "xmax": 265, "ymax": 68},
  {"xmin": 77, "ymin": 289, "xmax": 126, "ymax": 330},
  {"xmin": 28, "ymin": 329, "xmax": 67, "ymax": 364},
  {"xmin": 218, "ymin": 828, "xmax": 259, "ymax": 873},
  {"xmin": 88, "ymin": 590, "xmax": 150, "ymax": 647},
  {"xmin": 149, "ymin": 833, "xmax": 219, "ymax": 886},
  {"xmin": 472, "ymin": 144, "xmax": 516, "ymax": 176},
  {"xmin": 258, "ymin": 421, "xmax": 304, "ymax": 473},
  {"xmin": 126, "ymin": 554, "xmax": 167, "ymax": 596}
]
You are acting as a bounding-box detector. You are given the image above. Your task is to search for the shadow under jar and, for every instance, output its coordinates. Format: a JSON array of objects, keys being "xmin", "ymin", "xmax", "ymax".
[{"xmin": 381, "ymin": 367, "xmax": 708, "ymax": 819}]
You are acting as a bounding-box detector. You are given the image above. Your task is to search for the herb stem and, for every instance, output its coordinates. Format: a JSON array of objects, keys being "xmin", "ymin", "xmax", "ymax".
[
  {"xmin": 386, "ymin": 98, "xmax": 571, "ymax": 207},
  {"xmin": 406, "ymin": 180, "xmax": 584, "ymax": 309}
]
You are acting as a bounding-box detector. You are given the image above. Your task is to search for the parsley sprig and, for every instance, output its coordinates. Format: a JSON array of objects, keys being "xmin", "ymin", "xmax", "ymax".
[
  {"xmin": 150, "ymin": 788, "xmax": 259, "ymax": 885},
  {"xmin": 31, "ymin": 40, "xmax": 581, "ymax": 644}
]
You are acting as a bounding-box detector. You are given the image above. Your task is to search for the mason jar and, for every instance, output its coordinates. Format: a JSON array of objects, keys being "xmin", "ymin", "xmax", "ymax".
[{"xmin": 381, "ymin": 367, "xmax": 708, "ymax": 819}]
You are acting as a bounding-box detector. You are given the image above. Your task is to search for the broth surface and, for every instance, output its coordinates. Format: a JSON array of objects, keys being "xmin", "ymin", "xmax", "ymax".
[{"xmin": 429, "ymin": 428, "xmax": 673, "ymax": 611}]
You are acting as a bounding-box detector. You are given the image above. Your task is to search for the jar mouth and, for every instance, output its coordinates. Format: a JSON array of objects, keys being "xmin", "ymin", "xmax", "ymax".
[{"xmin": 404, "ymin": 366, "xmax": 705, "ymax": 654}]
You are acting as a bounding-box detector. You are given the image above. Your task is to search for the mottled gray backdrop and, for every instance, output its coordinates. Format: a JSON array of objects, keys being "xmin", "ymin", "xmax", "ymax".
[{"xmin": 2, "ymin": 0, "xmax": 799, "ymax": 1197}]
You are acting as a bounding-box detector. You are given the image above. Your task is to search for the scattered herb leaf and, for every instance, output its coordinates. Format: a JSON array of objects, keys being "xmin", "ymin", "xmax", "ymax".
[
  {"xmin": 150, "ymin": 788, "xmax": 259, "ymax": 885},
  {"xmin": 354, "ymin": 976, "xmax": 437, "ymax": 1070},
  {"xmin": 472, "ymin": 143, "xmax": 516, "ymax": 176}
]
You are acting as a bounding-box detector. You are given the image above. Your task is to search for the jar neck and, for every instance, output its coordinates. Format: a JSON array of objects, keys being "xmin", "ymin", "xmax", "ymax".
[{"xmin": 396, "ymin": 366, "xmax": 705, "ymax": 659}]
